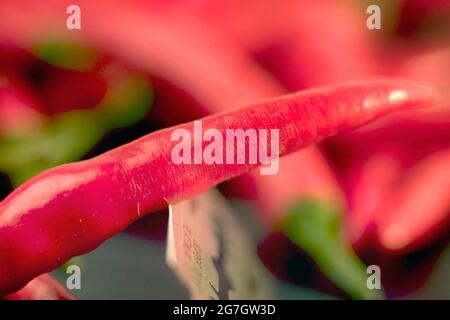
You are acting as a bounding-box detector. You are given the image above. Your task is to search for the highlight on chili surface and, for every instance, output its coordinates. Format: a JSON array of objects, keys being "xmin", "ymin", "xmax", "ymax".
[{"xmin": 0, "ymin": 0, "xmax": 449, "ymax": 301}]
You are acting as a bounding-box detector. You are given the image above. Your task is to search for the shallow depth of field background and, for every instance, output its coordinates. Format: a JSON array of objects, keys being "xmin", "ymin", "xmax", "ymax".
[{"xmin": 0, "ymin": 0, "xmax": 449, "ymax": 299}]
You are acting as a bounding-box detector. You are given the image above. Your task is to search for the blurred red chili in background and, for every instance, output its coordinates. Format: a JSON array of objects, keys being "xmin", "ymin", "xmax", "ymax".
[{"xmin": 3, "ymin": 274, "xmax": 73, "ymax": 300}]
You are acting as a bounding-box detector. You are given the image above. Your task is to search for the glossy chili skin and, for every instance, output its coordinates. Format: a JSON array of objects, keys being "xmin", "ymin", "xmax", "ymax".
[
  {"xmin": 0, "ymin": 0, "xmax": 357, "ymax": 234},
  {"xmin": 0, "ymin": 79, "xmax": 433, "ymax": 294}
]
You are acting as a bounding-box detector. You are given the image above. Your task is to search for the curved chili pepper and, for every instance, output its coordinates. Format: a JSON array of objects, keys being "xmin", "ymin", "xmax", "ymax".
[
  {"xmin": 344, "ymin": 153, "xmax": 402, "ymax": 247},
  {"xmin": 0, "ymin": 42, "xmax": 106, "ymax": 116},
  {"xmin": 181, "ymin": 0, "xmax": 378, "ymax": 89},
  {"xmin": 378, "ymin": 150, "xmax": 450, "ymax": 252},
  {"xmin": 0, "ymin": 74, "xmax": 45, "ymax": 138},
  {"xmin": 152, "ymin": 0, "xmax": 378, "ymax": 233},
  {"xmin": 3, "ymin": 274, "xmax": 73, "ymax": 300},
  {"xmin": 1, "ymin": 0, "xmax": 333, "ymax": 217},
  {"xmin": 324, "ymin": 114, "xmax": 450, "ymax": 250},
  {"xmin": 394, "ymin": 45, "xmax": 450, "ymax": 119},
  {"xmin": 0, "ymin": 0, "xmax": 280, "ymax": 114},
  {"xmin": 0, "ymin": 63, "xmax": 151, "ymax": 186},
  {"xmin": 0, "ymin": 79, "xmax": 433, "ymax": 294}
]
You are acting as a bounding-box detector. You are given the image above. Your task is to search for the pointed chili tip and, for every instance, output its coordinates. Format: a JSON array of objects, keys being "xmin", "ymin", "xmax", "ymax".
[
  {"xmin": 333, "ymin": 78, "xmax": 436, "ymax": 130},
  {"xmin": 348, "ymin": 78, "xmax": 436, "ymax": 112},
  {"xmin": 386, "ymin": 78, "xmax": 436, "ymax": 110}
]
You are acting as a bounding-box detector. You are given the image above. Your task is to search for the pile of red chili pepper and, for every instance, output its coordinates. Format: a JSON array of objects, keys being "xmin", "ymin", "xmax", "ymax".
[{"xmin": 0, "ymin": 0, "xmax": 449, "ymax": 300}]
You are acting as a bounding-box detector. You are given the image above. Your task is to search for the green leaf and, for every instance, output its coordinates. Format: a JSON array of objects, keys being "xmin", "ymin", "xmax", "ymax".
[
  {"xmin": 282, "ymin": 198, "xmax": 384, "ymax": 300},
  {"xmin": 0, "ymin": 71, "xmax": 152, "ymax": 186},
  {"xmin": 31, "ymin": 40, "xmax": 99, "ymax": 71}
]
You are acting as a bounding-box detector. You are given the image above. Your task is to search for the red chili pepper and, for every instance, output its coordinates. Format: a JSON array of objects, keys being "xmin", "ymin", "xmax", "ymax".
[
  {"xmin": 377, "ymin": 150, "xmax": 450, "ymax": 252},
  {"xmin": 38, "ymin": 67, "xmax": 107, "ymax": 115},
  {"xmin": 343, "ymin": 153, "xmax": 402, "ymax": 247},
  {"xmin": 0, "ymin": 1, "xmax": 367, "ymax": 222},
  {"xmin": 0, "ymin": 75, "xmax": 45, "ymax": 137},
  {"xmin": 181, "ymin": 0, "xmax": 378, "ymax": 90},
  {"xmin": 0, "ymin": 44, "xmax": 108, "ymax": 121},
  {"xmin": 193, "ymin": 0, "xmax": 383, "ymax": 228},
  {"xmin": 150, "ymin": 0, "xmax": 380, "ymax": 228},
  {"xmin": 324, "ymin": 115, "xmax": 450, "ymax": 250},
  {"xmin": 2, "ymin": 274, "xmax": 73, "ymax": 300},
  {"xmin": 0, "ymin": 0, "xmax": 281, "ymax": 115},
  {"xmin": 0, "ymin": 79, "xmax": 433, "ymax": 294},
  {"xmin": 394, "ymin": 45, "xmax": 450, "ymax": 119}
]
